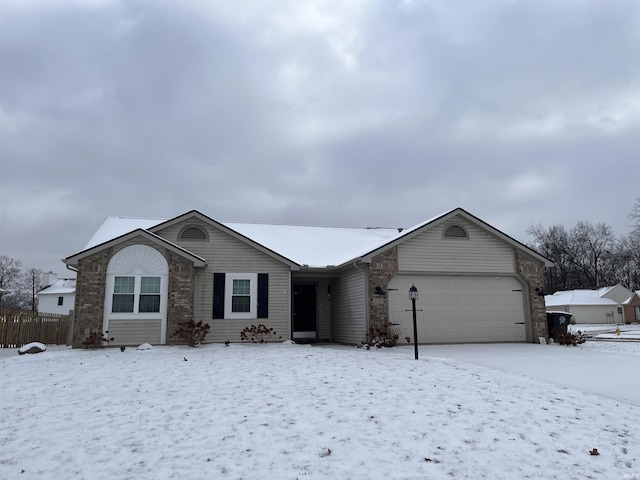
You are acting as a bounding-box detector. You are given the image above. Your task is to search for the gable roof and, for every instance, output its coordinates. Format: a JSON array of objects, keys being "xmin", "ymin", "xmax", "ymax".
[
  {"xmin": 37, "ymin": 278, "xmax": 76, "ymax": 296},
  {"xmin": 357, "ymin": 207, "xmax": 553, "ymax": 267},
  {"xmin": 66, "ymin": 228, "xmax": 207, "ymax": 268},
  {"xmin": 69, "ymin": 207, "xmax": 552, "ymax": 270}
]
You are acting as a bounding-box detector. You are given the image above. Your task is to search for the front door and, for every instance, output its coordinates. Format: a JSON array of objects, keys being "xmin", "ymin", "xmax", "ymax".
[{"xmin": 293, "ymin": 284, "xmax": 317, "ymax": 339}]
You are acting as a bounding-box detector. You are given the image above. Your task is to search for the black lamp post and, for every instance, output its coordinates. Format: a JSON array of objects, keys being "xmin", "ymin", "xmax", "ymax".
[{"xmin": 409, "ymin": 284, "xmax": 419, "ymax": 360}]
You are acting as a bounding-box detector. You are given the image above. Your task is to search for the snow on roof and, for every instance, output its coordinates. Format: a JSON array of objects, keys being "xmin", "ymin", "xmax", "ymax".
[
  {"xmin": 37, "ymin": 278, "xmax": 76, "ymax": 295},
  {"xmin": 83, "ymin": 216, "xmax": 406, "ymax": 268},
  {"xmin": 545, "ymin": 287, "xmax": 621, "ymax": 307},
  {"xmin": 228, "ymin": 222, "xmax": 402, "ymax": 267},
  {"xmin": 84, "ymin": 216, "xmax": 166, "ymax": 249}
]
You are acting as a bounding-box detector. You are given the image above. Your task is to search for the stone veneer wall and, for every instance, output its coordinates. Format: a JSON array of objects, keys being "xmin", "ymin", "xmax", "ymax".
[
  {"xmin": 515, "ymin": 250, "xmax": 548, "ymax": 341},
  {"xmin": 368, "ymin": 247, "xmax": 398, "ymax": 330},
  {"xmin": 71, "ymin": 239, "xmax": 196, "ymax": 347}
]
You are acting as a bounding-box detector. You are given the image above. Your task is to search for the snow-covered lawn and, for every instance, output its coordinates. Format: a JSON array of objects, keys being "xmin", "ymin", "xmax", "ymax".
[{"xmin": 1, "ymin": 339, "xmax": 639, "ymax": 480}]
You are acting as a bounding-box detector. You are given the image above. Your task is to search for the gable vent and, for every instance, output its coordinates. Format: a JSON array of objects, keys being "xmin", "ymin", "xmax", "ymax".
[
  {"xmin": 180, "ymin": 227, "xmax": 207, "ymax": 240},
  {"xmin": 444, "ymin": 225, "xmax": 468, "ymax": 238}
]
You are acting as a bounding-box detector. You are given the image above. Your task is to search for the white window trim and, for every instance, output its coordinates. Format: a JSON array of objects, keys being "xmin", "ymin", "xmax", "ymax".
[
  {"xmin": 105, "ymin": 275, "xmax": 167, "ymax": 318},
  {"xmin": 224, "ymin": 273, "xmax": 257, "ymax": 319}
]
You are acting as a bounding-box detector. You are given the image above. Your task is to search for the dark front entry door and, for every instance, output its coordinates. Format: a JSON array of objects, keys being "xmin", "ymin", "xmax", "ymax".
[{"xmin": 293, "ymin": 284, "xmax": 317, "ymax": 338}]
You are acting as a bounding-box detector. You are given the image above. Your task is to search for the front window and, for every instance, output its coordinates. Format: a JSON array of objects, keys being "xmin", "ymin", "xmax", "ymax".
[
  {"xmin": 635, "ymin": 306, "xmax": 640, "ymax": 321},
  {"xmin": 111, "ymin": 275, "xmax": 161, "ymax": 313},
  {"xmin": 112, "ymin": 276, "xmax": 135, "ymax": 312},
  {"xmin": 58, "ymin": 296, "xmax": 64, "ymax": 306},
  {"xmin": 139, "ymin": 277, "xmax": 161, "ymax": 313},
  {"xmin": 224, "ymin": 273, "xmax": 257, "ymax": 318},
  {"xmin": 232, "ymin": 279, "xmax": 251, "ymax": 312}
]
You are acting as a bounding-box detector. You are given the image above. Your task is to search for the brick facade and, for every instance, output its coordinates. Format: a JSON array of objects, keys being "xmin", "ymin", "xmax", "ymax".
[
  {"xmin": 166, "ymin": 253, "xmax": 196, "ymax": 343},
  {"xmin": 623, "ymin": 293, "xmax": 640, "ymax": 324},
  {"xmin": 72, "ymin": 240, "xmax": 196, "ymax": 348},
  {"xmin": 367, "ymin": 247, "xmax": 398, "ymax": 330},
  {"xmin": 72, "ymin": 250, "xmax": 110, "ymax": 347},
  {"xmin": 515, "ymin": 250, "xmax": 549, "ymax": 341}
]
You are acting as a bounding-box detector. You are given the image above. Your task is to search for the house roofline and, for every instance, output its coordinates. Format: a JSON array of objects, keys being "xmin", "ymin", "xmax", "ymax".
[
  {"xmin": 65, "ymin": 228, "xmax": 207, "ymax": 267},
  {"xmin": 148, "ymin": 210, "xmax": 301, "ymax": 270},
  {"xmin": 340, "ymin": 207, "xmax": 553, "ymax": 268}
]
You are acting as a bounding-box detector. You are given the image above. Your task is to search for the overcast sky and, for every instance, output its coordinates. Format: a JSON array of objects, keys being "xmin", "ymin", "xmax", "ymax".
[{"xmin": 1, "ymin": 0, "xmax": 639, "ymax": 277}]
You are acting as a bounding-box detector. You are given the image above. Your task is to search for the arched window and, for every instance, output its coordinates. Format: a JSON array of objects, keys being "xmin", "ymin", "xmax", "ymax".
[
  {"xmin": 104, "ymin": 244, "xmax": 169, "ymax": 344},
  {"xmin": 179, "ymin": 226, "xmax": 207, "ymax": 240},
  {"xmin": 444, "ymin": 224, "xmax": 468, "ymax": 239}
]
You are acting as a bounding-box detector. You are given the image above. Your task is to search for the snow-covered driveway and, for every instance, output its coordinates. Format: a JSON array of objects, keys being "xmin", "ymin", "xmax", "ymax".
[{"xmin": 392, "ymin": 341, "xmax": 640, "ymax": 406}]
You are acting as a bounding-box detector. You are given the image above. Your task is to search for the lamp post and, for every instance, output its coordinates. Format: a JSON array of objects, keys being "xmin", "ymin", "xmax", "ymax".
[{"xmin": 409, "ymin": 284, "xmax": 419, "ymax": 360}]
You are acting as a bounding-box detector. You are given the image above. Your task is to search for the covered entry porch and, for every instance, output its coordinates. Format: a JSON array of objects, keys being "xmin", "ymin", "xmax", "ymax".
[{"xmin": 291, "ymin": 272, "xmax": 333, "ymax": 342}]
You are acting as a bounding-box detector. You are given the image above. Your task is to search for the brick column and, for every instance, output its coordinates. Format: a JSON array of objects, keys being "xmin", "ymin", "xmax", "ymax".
[
  {"xmin": 166, "ymin": 253, "xmax": 196, "ymax": 344},
  {"xmin": 72, "ymin": 250, "xmax": 110, "ymax": 347},
  {"xmin": 368, "ymin": 247, "xmax": 398, "ymax": 330},
  {"xmin": 516, "ymin": 250, "xmax": 548, "ymax": 342}
]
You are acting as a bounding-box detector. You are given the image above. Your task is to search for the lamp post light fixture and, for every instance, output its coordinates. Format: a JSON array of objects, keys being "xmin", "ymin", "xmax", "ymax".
[{"xmin": 409, "ymin": 284, "xmax": 419, "ymax": 360}]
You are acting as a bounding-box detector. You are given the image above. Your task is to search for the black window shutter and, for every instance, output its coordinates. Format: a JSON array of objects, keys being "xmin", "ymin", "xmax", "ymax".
[
  {"xmin": 257, "ymin": 273, "xmax": 268, "ymax": 319},
  {"xmin": 213, "ymin": 273, "xmax": 225, "ymax": 319}
]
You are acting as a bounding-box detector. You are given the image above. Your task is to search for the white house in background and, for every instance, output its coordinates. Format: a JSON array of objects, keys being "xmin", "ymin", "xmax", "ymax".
[
  {"xmin": 545, "ymin": 284, "xmax": 633, "ymax": 324},
  {"xmin": 37, "ymin": 272, "xmax": 76, "ymax": 315}
]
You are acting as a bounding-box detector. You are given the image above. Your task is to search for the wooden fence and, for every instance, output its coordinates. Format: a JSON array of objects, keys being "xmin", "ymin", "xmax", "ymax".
[{"xmin": 0, "ymin": 309, "xmax": 70, "ymax": 348}]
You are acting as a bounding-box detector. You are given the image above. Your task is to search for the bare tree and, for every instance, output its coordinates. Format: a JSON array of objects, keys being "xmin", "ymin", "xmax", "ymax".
[
  {"xmin": 629, "ymin": 196, "xmax": 640, "ymax": 237},
  {"xmin": 566, "ymin": 221, "xmax": 615, "ymax": 289},
  {"xmin": 0, "ymin": 255, "xmax": 23, "ymax": 290},
  {"xmin": 528, "ymin": 220, "xmax": 633, "ymax": 292},
  {"xmin": 527, "ymin": 224, "xmax": 574, "ymax": 292},
  {"xmin": 24, "ymin": 267, "xmax": 43, "ymax": 311},
  {"xmin": 0, "ymin": 255, "xmax": 25, "ymax": 308}
]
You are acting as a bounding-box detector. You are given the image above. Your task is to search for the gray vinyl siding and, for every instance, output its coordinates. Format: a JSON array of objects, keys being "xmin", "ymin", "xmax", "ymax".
[
  {"xmin": 317, "ymin": 278, "xmax": 331, "ymax": 340},
  {"xmin": 108, "ymin": 319, "xmax": 161, "ymax": 346},
  {"xmin": 156, "ymin": 220, "xmax": 291, "ymax": 343},
  {"xmin": 398, "ymin": 219, "xmax": 515, "ymax": 273},
  {"xmin": 331, "ymin": 266, "xmax": 367, "ymax": 344}
]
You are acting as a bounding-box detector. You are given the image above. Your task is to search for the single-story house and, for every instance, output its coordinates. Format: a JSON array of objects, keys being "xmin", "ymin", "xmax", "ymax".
[
  {"xmin": 36, "ymin": 272, "xmax": 76, "ymax": 315},
  {"xmin": 545, "ymin": 284, "xmax": 633, "ymax": 324},
  {"xmin": 64, "ymin": 207, "xmax": 553, "ymax": 348},
  {"xmin": 623, "ymin": 291, "xmax": 640, "ymax": 324}
]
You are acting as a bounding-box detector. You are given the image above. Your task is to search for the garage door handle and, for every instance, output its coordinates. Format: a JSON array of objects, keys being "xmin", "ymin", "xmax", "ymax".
[{"xmin": 514, "ymin": 322, "xmax": 525, "ymax": 325}]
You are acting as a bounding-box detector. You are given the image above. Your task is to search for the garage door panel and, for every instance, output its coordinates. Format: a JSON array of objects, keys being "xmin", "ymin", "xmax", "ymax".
[{"xmin": 388, "ymin": 275, "xmax": 527, "ymax": 344}]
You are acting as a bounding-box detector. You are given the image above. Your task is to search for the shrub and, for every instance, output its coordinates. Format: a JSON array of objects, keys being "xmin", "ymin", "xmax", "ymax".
[
  {"xmin": 240, "ymin": 323, "xmax": 281, "ymax": 343},
  {"xmin": 361, "ymin": 322, "xmax": 409, "ymax": 349},
  {"xmin": 555, "ymin": 330, "xmax": 586, "ymax": 346},
  {"xmin": 82, "ymin": 331, "xmax": 114, "ymax": 349},
  {"xmin": 173, "ymin": 320, "xmax": 211, "ymax": 347}
]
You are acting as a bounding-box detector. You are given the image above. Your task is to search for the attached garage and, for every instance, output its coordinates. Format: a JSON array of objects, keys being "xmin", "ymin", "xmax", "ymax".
[{"xmin": 388, "ymin": 274, "xmax": 528, "ymax": 344}]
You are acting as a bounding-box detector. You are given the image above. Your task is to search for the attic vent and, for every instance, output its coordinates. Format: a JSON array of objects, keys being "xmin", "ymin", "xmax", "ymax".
[
  {"xmin": 444, "ymin": 225, "xmax": 468, "ymax": 239},
  {"xmin": 179, "ymin": 226, "xmax": 207, "ymax": 240}
]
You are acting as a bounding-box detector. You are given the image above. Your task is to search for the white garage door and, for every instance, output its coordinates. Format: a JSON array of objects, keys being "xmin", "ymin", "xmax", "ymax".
[{"xmin": 388, "ymin": 275, "xmax": 527, "ymax": 344}]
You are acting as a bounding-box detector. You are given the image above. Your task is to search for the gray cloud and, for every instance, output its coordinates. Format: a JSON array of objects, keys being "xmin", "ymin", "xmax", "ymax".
[{"xmin": 1, "ymin": 0, "xmax": 638, "ymax": 275}]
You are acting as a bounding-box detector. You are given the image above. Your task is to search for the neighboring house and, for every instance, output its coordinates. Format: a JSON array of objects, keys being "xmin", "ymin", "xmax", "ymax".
[
  {"xmin": 623, "ymin": 291, "xmax": 640, "ymax": 324},
  {"xmin": 37, "ymin": 272, "xmax": 76, "ymax": 315},
  {"xmin": 64, "ymin": 208, "xmax": 552, "ymax": 348},
  {"xmin": 545, "ymin": 284, "xmax": 633, "ymax": 324}
]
